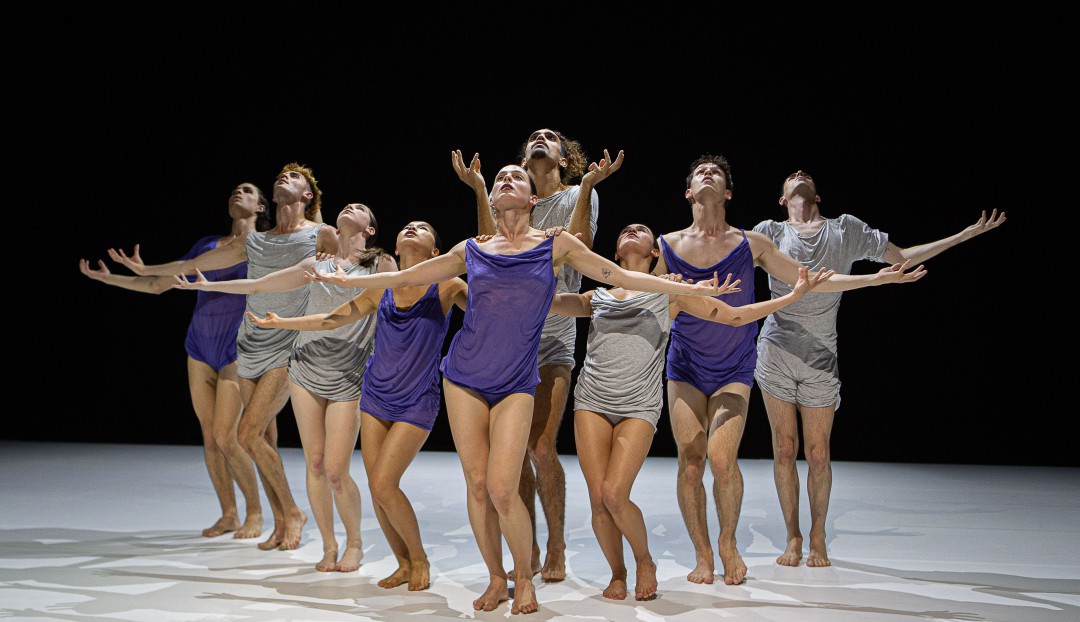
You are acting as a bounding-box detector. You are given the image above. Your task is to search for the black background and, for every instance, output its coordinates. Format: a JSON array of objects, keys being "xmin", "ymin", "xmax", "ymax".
[{"xmin": 24, "ymin": 7, "xmax": 1062, "ymax": 465}]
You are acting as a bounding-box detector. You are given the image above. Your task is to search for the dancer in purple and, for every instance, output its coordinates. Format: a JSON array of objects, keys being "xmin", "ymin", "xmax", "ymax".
[
  {"xmin": 80, "ymin": 182, "xmax": 270, "ymax": 540},
  {"xmin": 247, "ymin": 220, "xmax": 466, "ymax": 591},
  {"xmin": 308, "ymin": 157, "xmax": 725, "ymax": 615},
  {"xmin": 656, "ymin": 154, "xmax": 927, "ymax": 586}
]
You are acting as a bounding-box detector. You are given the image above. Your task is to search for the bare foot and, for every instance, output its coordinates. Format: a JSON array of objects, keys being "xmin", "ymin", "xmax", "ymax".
[
  {"xmin": 686, "ymin": 554, "xmax": 715, "ymax": 584},
  {"xmin": 257, "ymin": 523, "xmax": 284, "ymax": 551},
  {"xmin": 634, "ymin": 558, "xmax": 658, "ymax": 601},
  {"xmin": 276, "ymin": 510, "xmax": 308, "ymax": 551},
  {"xmin": 719, "ymin": 540, "xmax": 747, "ymax": 585},
  {"xmin": 315, "ymin": 550, "xmax": 338, "ymax": 572},
  {"xmin": 234, "ymin": 512, "xmax": 263, "ymax": 539},
  {"xmin": 776, "ymin": 535, "xmax": 803, "ymax": 566},
  {"xmin": 336, "ymin": 544, "xmax": 363, "ymax": 572},
  {"xmin": 408, "ymin": 558, "xmax": 430, "ymax": 591},
  {"xmin": 510, "ymin": 577, "xmax": 538, "ymax": 614},
  {"xmin": 540, "ymin": 548, "xmax": 566, "ymax": 582},
  {"xmin": 807, "ymin": 532, "xmax": 830, "ymax": 567},
  {"xmin": 201, "ymin": 515, "xmax": 240, "ymax": 538},
  {"xmin": 377, "ymin": 565, "xmax": 410, "ymax": 589},
  {"xmin": 473, "ymin": 575, "xmax": 509, "ymax": 611},
  {"xmin": 602, "ymin": 575, "xmax": 627, "ymax": 600}
]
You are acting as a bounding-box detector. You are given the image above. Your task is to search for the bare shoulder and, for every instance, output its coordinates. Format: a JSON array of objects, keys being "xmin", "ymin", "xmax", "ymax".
[
  {"xmin": 744, "ymin": 229, "xmax": 777, "ymax": 257},
  {"xmin": 377, "ymin": 252, "xmax": 399, "ymax": 273}
]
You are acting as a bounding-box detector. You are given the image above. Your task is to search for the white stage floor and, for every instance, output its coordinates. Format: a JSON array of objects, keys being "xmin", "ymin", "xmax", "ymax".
[{"xmin": 1, "ymin": 441, "xmax": 1077, "ymax": 621}]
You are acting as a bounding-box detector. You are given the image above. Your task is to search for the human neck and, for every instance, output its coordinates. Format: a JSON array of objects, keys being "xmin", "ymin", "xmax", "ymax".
[
  {"xmin": 335, "ymin": 230, "xmax": 370, "ymax": 262},
  {"xmin": 272, "ymin": 202, "xmax": 307, "ymax": 232},
  {"xmin": 618, "ymin": 254, "xmax": 653, "ymax": 275},
  {"xmin": 689, "ymin": 198, "xmax": 730, "ymax": 234},
  {"xmin": 228, "ymin": 214, "xmax": 257, "ymax": 237},
  {"xmin": 785, "ymin": 195, "xmax": 822, "ymax": 224},
  {"xmin": 495, "ymin": 205, "xmax": 533, "ymax": 239},
  {"xmin": 529, "ymin": 162, "xmax": 566, "ymax": 199},
  {"xmin": 397, "ymin": 247, "xmax": 429, "ymax": 271}
]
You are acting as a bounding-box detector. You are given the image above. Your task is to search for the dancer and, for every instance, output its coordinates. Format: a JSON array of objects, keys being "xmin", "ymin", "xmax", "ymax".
[
  {"xmin": 309, "ymin": 157, "xmax": 722, "ymax": 614},
  {"xmin": 550, "ymin": 222, "xmax": 831, "ymax": 600},
  {"xmin": 175, "ymin": 203, "xmax": 395, "ymax": 572},
  {"xmin": 80, "ymin": 182, "xmax": 270, "ymax": 539},
  {"xmin": 656, "ymin": 154, "xmax": 926, "ymax": 585},
  {"xmin": 246, "ymin": 220, "xmax": 466, "ymax": 590},
  {"xmin": 454, "ymin": 129, "xmax": 618, "ymax": 580},
  {"xmin": 108, "ymin": 162, "xmax": 335, "ymax": 550},
  {"xmin": 753, "ymin": 170, "xmax": 1005, "ymax": 568}
]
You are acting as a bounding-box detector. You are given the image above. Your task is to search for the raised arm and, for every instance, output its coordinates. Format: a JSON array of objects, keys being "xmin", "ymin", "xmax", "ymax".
[
  {"xmin": 882, "ymin": 209, "xmax": 1005, "ymax": 265},
  {"xmin": 174, "ymin": 258, "xmax": 314, "ymax": 294},
  {"xmin": 550, "ymin": 291, "xmax": 593, "ymax": 317},
  {"xmin": 108, "ymin": 240, "xmax": 248, "ymax": 277},
  {"xmin": 79, "ymin": 258, "xmax": 175, "ymax": 294},
  {"xmin": 306, "ymin": 243, "xmax": 468, "ymax": 289},
  {"xmin": 558, "ymin": 234, "xmax": 724, "ymax": 297},
  {"xmin": 247, "ymin": 287, "xmax": 382, "ymax": 331},
  {"xmin": 673, "ymin": 266, "xmax": 833, "ymax": 326},
  {"xmin": 751, "ymin": 231, "xmax": 926, "ymax": 291},
  {"xmin": 453, "ymin": 150, "xmax": 495, "ymax": 236},
  {"xmin": 568, "ymin": 149, "xmax": 623, "ymax": 248}
]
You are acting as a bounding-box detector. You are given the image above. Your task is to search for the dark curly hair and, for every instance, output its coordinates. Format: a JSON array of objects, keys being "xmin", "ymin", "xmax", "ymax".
[
  {"xmin": 518, "ymin": 129, "xmax": 588, "ymax": 185},
  {"xmin": 685, "ymin": 154, "xmax": 734, "ymax": 193}
]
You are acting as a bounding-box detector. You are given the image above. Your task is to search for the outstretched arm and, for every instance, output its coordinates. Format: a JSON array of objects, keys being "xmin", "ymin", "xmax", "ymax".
[
  {"xmin": 752, "ymin": 231, "xmax": 926, "ymax": 291},
  {"xmin": 108, "ymin": 240, "xmax": 248, "ymax": 277},
  {"xmin": 882, "ymin": 209, "xmax": 1005, "ymax": 265},
  {"xmin": 306, "ymin": 243, "xmax": 468, "ymax": 289},
  {"xmin": 558, "ymin": 234, "xmax": 725, "ymax": 297},
  {"xmin": 567, "ymin": 149, "xmax": 623, "ymax": 248},
  {"xmin": 550, "ymin": 291, "xmax": 593, "ymax": 317},
  {"xmin": 673, "ymin": 266, "xmax": 833, "ymax": 325},
  {"xmin": 173, "ymin": 258, "xmax": 314, "ymax": 294},
  {"xmin": 79, "ymin": 258, "xmax": 175, "ymax": 294},
  {"xmin": 453, "ymin": 150, "xmax": 495, "ymax": 236},
  {"xmin": 246, "ymin": 287, "xmax": 382, "ymax": 331}
]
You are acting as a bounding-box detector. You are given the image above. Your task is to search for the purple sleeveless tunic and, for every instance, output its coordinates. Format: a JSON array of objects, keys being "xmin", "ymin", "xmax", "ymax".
[
  {"xmin": 440, "ymin": 236, "xmax": 557, "ymax": 406},
  {"xmin": 360, "ymin": 283, "xmax": 452, "ymax": 431},
  {"xmin": 661, "ymin": 232, "xmax": 757, "ymax": 395},
  {"xmin": 180, "ymin": 235, "xmax": 247, "ymax": 371}
]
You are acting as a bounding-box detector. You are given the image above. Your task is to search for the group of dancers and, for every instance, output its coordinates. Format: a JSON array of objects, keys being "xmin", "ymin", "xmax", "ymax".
[{"xmin": 80, "ymin": 128, "xmax": 1005, "ymax": 614}]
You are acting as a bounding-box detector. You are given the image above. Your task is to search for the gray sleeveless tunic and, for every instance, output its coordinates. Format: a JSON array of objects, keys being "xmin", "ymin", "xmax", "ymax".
[
  {"xmin": 531, "ymin": 186, "xmax": 599, "ymax": 369},
  {"xmin": 572, "ymin": 289, "xmax": 671, "ymax": 427},
  {"xmin": 287, "ymin": 256, "xmax": 379, "ymax": 401},
  {"xmin": 236, "ymin": 225, "xmax": 323, "ymax": 379}
]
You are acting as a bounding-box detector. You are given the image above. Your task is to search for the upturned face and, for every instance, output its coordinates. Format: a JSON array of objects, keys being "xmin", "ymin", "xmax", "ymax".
[
  {"xmin": 522, "ymin": 128, "xmax": 566, "ymax": 169},
  {"xmin": 614, "ymin": 223, "xmax": 657, "ymax": 261},
  {"xmin": 396, "ymin": 221, "xmax": 439, "ymax": 257},
  {"xmin": 272, "ymin": 169, "xmax": 312, "ymax": 206},
  {"xmin": 228, "ymin": 183, "xmax": 263, "ymax": 219},
  {"xmin": 490, "ymin": 165, "xmax": 537, "ymax": 211}
]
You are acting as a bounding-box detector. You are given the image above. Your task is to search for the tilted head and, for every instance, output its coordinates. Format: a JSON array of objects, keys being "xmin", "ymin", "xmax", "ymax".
[{"xmin": 519, "ymin": 128, "xmax": 587, "ymax": 185}]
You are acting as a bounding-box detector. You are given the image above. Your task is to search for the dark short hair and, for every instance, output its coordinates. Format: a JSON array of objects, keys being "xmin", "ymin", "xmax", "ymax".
[{"xmin": 685, "ymin": 154, "xmax": 734, "ymax": 193}]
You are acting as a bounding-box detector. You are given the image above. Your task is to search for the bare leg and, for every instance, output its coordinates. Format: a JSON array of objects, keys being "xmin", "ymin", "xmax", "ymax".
[
  {"xmin": 667, "ymin": 380, "xmax": 714, "ymax": 584},
  {"xmin": 707, "ymin": 385, "xmax": 750, "ymax": 585},
  {"xmin": 446, "ymin": 381, "xmax": 538, "ymax": 613},
  {"xmin": 573, "ymin": 410, "xmax": 625, "ymax": 599},
  {"xmin": 528, "ymin": 364, "xmax": 569, "ymax": 582},
  {"xmin": 238, "ymin": 369, "xmax": 304, "ymax": 550},
  {"xmin": 601, "ymin": 418, "xmax": 657, "ymax": 601},
  {"xmin": 763, "ymin": 390, "xmax": 803, "ymax": 566},
  {"xmin": 323, "ymin": 400, "xmax": 362, "ymax": 572},
  {"xmin": 290, "ymin": 385, "xmax": 339, "ymax": 568},
  {"xmin": 514, "ymin": 453, "xmax": 541, "ymax": 578},
  {"xmin": 209, "ymin": 362, "xmax": 263, "ymax": 539},
  {"xmin": 800, "ymin": 405, "xmax": 835, "ymax": 567},
  {"xmin": 187, "ymin": 358, "xmax": 240, "ymax": 537},
  {"xmin": 444, "ymin": 380, "xmax": 509, "ymax": 612},
  {"xmin": 362, "ymin": 412, "xmax": 430, "ymax": 589}
]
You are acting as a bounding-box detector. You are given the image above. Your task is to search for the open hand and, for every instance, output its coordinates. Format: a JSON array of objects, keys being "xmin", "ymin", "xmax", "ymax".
[
  {"xmin": 79, "ymin": 258, "xmax": 111, "ymax": 281},
  {"xmin": 581, "ymin": 149, "xmax": 625, "ymax": 187},
  {"xmin": 452, "ymin": 150, "xmax": 485, "ymax": 191},
  {"xmin": 107, "ymin": 244, "xmax": 147, "ymax": 275},
  {"xmin": 878, "ymin": 260, "xmax": 927, "ymax": 284}
]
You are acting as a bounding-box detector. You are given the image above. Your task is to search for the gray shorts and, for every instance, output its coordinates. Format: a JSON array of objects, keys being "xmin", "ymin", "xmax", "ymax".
[
  {"xmin": 754, "ymin": 340, "xmax": 841, "ymax": 410},
  {"xmin": 537, "ymin": 313, "xmax": 576, "ymax": 369}
]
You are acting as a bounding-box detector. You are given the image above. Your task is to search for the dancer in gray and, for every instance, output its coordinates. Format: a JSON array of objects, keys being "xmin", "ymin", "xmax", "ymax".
[{"xmin": 753, "ymin": 170, "xmax": 1006, "ymax": 568}]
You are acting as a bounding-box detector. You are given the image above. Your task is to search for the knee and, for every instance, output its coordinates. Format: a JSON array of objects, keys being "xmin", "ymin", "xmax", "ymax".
[
  {"xmin": 678, "ymin": 452, "xmax": 707, "ymax": 485},
  {"xmin": 774, "ymin": 438, "xmax": 799, "ymax": 466},
  {"xmin": 805, "ymin": 443, "xmax": 831, "ymax": 472},
  {"xmin": 324, "ymin": 464, "xmax": 349, "ymax": 490},
  {"xmin": 238, "ymin": 429, "xmax": 261, "ymax": 455},
  {"xmin": 307, "ymin": 455, "xmax": 326, "ymax": 479},
  {"xmin": 486, "ymin": 481, "xmax": 517, "ymax": 515},
  {"xmin": 707, "ymin": 451, "xmax": 739, "ymax": 482},
  {"xmin": 369, "ymin": 480, "xmax": 394, "ymax": 507},
  {"xmin": 202, "ymin": 431, "xmax": 219, "ymax": 452},
  {"xmin": 465, "ymin": 474, "xmax": 488, "ymax": 505},
  {"xmin": 529, "ymin": 441, "xmax": 560, "ymax": 468},
  {"xmin": 600, "ymin": 481, "xmax": 629, "ymax": 514}
]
